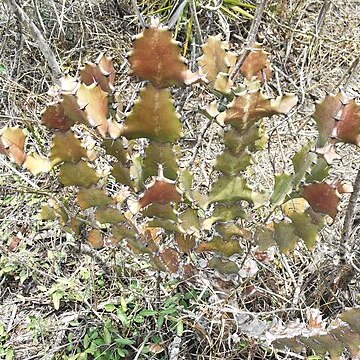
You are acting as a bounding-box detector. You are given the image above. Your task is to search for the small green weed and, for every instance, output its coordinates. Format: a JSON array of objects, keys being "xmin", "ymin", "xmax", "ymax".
[
  {"xmin": 0, "ymin": 322, "xmax": 14, "ymax": 360},
  {"xmin": 63, "ymin": 320, "xmax": 134, "ymax": 360}
]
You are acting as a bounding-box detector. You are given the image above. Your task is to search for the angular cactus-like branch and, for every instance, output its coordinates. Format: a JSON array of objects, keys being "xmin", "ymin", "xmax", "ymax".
[
  {"xmin": 197, "ymin": 35, "xmax": 236, "ymax": 93},
  {"xmin": 1, "ymin": 21, "xmax": 360, "ymax": 360},
  {"xmin": 121, "ymin": 84, "xmax": 182, "ymax": 142},
  {"xmin": 0, "ymin": 26, "xmax": 358, "ymax": 281},
  {"xmin": 240, "ymin": 44, "xmax": 272, "ymax": 81},
  {"xmin": 80, "ymin": 54, "xmax": 115, "ymax": 94},
  {"xmin": 313, "ymin": 92, "xmax": 360, "ymax": 151},
  {"xmin": 129, "ymin": 26, "xmax": 200, "ymax": 88},
  {"xmin": 271, "ymin": 308, "xmax": 360, "ymax": 359}
]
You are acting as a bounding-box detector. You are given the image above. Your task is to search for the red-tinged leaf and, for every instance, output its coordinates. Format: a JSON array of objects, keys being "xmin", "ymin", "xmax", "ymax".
[
  {"xmin": 175, "ymin": 233, "xmax": 196, "ymax": 253},
  {"xmin": 87, "ymin": 229, "xmax": 104, "ymax": 249},
  {"xmin": 121, "ymin": 84, "xmax": 182, "ymax": 142},
  {"xmin": 335, "ymin": 99, "xmax": 360, "ymax": 146},
  {"xmin": 0, "ymin": 127, "xmax": 27, "ymax": 165},
  {"xmin": 271, "ymin": 310, "xmax": 360, "ymax": 357},
  {"xmin": 220, "ymin": 90, "xmax": 297, "ymax": 133},
  {"xmin": 61, "ymin": 93, "xmax": 88, "ymax": 125},
  {"xmin": 302, "ymin": 182, "xmax": 340, "ymax": 220},
  {"xmin": 23, "ymin": 154, "xmax": 52, "ymax": 174},
  {"xmin": 129, "ymin": 27, "xmax": 190, "ymax": 88},
  {"xmin": 76, "ymin": 187, "xmax": 115, "ymax": 210},
  {"xmin": 239, "ymin": 258, "xmax": 259, "ymax": 278},
  {"xmin": 141, "ymin": 227, "xmax": 160, "ymax": 253},
  {"xmin": 258, "ymin": 67, "xmax": 272, "ymax": 82},
  {"xmin": 196, "ymin": 236, "xmax": 242, "ymax": 257},
  {"xmin": 70, "ymin": 217, "xmax": 84, "ymax": 236},
  {"xmin": 139, "ymin": 179, "xmax": 181, "ymax": 209},
  {"xmin": 59, "ymin": 160, "xmax": 99, "ymax": 187},
  {"xmin": 148, "ymin": 343, "xmax": 165, "ymax": 355},
  {"xmin": 98, "ymin": 54, "xmax": 116, "ymax": 84},
  {"xmin": 208, "ymin": 257, "xmax": 239, "ymax": 275},
  {"xmin": 183, "ymin": 264, "xmax": 197, "ymax": 279},
  {"xmin": 8, "ymin": 236, "xmax": 21, "ymax": 252},
  {"xmin": 41, "ymin": 103, "xmax": 73, "ymax": 131},
  {"xmin": 312, "ymin": 93, "xmax": 345, "ymax": 147},
  {"xmin": 269, "ymin": 94, "xmax": 298, "ymax": 114},
  {"xmin": 108, "ymin": 236, "xmax": 121, "ymax": 246},
  {"xmin": 144, "ymin": 227, "xmax": 162, "ymax": 242},
  {"xmin": 240, "ymin": 45, "xmax": 272, "ymax": 80},
  {"xmin": 76, "ymin": 83, "xmax": 109, "ymax": 137},
  {"xmin": 198, "ymin": 35, "xmax": 235, "ymax": 83},
  {"xmin": 50, "ymin": 131, "xmax": 87, "ymax": 165},
  {"xmin": 103, "ymin": 139, "xmax": 127, "ymax": 164},
  {"xmin": 254, "ymin": 250, "xmax": 272, "ymax": 263},
  {"xmin": 307, "ymin": 309, "xmax": 324, "ymax": 330},
  {"xmin": 95, "ymin": 207, "xmax": 124, "ymax": 224},
  {"xmin": 160, "ymin": 247, "xmax": 179, "ymax": 273},
  {"xmin": 80, "ymin": 54, "xmax": 115, "ymax": 93}
]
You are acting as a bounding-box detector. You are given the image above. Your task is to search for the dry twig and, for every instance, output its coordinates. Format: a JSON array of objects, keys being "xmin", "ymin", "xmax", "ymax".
[
  {"xmin": 339, "ymin": 57, "xmax": 360, "ymax": 260},
  {"xmin": 341, "ymin": 169, "xmax": 360, "ymax": 256},
  {"xmin": 4, "ymin": 0, "xmax": 63, "ymax": 84}
]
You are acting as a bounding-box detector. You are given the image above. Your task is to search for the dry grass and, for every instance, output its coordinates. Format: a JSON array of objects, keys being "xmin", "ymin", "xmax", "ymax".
[{"xmin": 0, "ymin": 0, "xmax": 359, "ymax": 359}]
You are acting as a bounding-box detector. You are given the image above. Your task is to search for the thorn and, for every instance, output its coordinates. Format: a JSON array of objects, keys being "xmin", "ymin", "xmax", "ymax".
[
  {"xmin": 158, "ymin": 163, "xmax": 165, "ymax": 179},
  {"xmin": 339, "ymin": 98, "xmax": 347, "ymax": 106},
  {"xmin": 308, "ymin": 93, "xmax": 317, "ymax": 103},
  {"xmin": 79, "ymin": 103, "xmax": 88, "ymax": 111}
]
